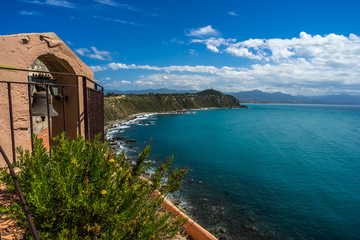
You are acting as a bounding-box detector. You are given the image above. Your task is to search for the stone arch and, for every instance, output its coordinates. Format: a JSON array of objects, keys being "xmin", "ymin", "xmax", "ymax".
[
  {"xmin": 29, "ymin": 54, "xmax": 79, "ymax": 141},
  {"xmin": 37, "ymin": 53, "xmax": 76, "ymax": 74}
]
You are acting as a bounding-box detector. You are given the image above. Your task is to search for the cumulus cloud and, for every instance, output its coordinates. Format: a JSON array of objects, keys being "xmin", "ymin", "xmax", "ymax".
[
  {"xmin": 134, "ymin": 74, "xmax": 217, "ymax": 90},
  {"xmin": 76, "ymin": 47, "xmax": 112, "ymax": 60},
  {"xmin": 89, "ymin": 65, "xmax": 108, "ymax": 72},
  {"xmin": 91, "ymin": 32, "xmax": 360, "ymax": 95},
  {"xmin": 75, "ymin": 48, "xmax": 89, "ymax": 56},
  {"xmin": 186, "ymin": 25, "xmax": 220, "ymax": 37},
  {"xmin": 192, "ymin": 38, "xmax": 236, "ymax": 53},
  {"xmin": 108, "ymin": 63, "xmax": 161, "ymax": 71},
  {"xmin": 192, "ymin": 32, "xmax": 360, "ymax": 65}
]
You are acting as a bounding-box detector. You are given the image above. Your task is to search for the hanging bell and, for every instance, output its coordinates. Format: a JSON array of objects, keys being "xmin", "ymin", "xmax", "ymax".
[{"xmin": 31, "ymin": 91, "xmax": 59, "ymax": 117}]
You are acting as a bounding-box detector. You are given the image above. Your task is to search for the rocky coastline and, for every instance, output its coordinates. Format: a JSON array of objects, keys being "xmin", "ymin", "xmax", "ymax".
[
  {"xmin": 105, "ymin": 106, "xmax": 247, "ymax": 132},
  {"xmin": 105, "ymin": 107, "xmax": 257, "ymax": 240},
  {"xmin": 105, "ymin": 110, "xmax": 189, "ymax": 132}
]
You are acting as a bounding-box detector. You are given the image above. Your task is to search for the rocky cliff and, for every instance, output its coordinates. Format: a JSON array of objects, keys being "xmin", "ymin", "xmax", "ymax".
[{"xmin": 104, "ymin": 89, "xmax": 247, "ymax": 125}]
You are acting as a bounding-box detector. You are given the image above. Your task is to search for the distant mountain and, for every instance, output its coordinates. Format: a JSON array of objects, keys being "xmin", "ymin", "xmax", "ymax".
[
  {"xmin": 229, "ymin": 90, "xmax": 310, "ymax": 103},
  {"xmin": 105, "ymin": 88, "xmax": 360, "ymax": 105},
  {"xmin": 104, "ymin": 88, "xmax": 197, "ymax": 95},
  {"xmin": 229, "ymin": 90, "xmax": 360, "ymax": 105}
]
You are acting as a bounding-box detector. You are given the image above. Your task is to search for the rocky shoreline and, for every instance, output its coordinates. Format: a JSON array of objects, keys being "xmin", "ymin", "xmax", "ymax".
[
  {"xmin": 104, "ymin": 107, "xmax": 257, "ymax": 240},
  {"xmin": 105, "ymin": 110, "xmax": 232, "ymax": 239},
  {"xmin": 105, "ymin": 106, "xmax": 248, "ymax": 131},
  {"xmin": 105, "ymin": 110, "xmax": 189, "ymax": 132}
]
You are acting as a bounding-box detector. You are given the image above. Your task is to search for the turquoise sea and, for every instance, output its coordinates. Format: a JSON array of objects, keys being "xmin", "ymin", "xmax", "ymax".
[{"xmin": 108, "ymin": 104, "xmax": 360, "ymax": 239}]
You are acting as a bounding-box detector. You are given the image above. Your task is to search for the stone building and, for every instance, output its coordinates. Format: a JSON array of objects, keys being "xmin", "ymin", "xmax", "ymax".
[{"xmin": 0, "ymin": 32, "xmax": 103, "ymax": 167}]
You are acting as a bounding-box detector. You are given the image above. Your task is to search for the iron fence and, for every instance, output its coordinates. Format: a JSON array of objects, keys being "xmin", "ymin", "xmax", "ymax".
[{"xmin": 0, "ymin": 66, "xmax": 104, "ymax": 163}]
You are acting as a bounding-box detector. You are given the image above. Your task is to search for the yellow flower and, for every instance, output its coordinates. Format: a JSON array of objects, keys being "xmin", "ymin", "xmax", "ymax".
[
  {"xmin": 108, "ymin": 158, "xmax": 115, "ymax": 163},
  {"xmin": 101, "ymin": 190, "xmax": 107, "ymax": 195},
  {"xmin": 70, "ymin": 158, "xmax": 77, "ymax": 165}
]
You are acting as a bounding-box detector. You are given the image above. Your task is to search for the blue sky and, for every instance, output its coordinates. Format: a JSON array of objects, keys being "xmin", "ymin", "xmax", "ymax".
[{"xmin": 1, "ymin": 0, "xmax": 360, "ymax": 95}]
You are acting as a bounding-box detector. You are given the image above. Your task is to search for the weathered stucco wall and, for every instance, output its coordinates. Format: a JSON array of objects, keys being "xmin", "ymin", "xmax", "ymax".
[{"xmin": 0, "ymin": 32, "xmax": 94, "ymax": 167}]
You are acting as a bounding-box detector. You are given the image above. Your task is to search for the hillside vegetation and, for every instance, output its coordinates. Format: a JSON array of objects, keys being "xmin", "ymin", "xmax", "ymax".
[{"xmin": 104, "ymin": 89, "xmax": 246, "ymax": 125}]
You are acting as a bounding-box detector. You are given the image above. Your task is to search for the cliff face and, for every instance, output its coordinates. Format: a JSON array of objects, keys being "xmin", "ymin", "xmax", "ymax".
[{"xmin": 104, "ymin": 90, "xmax": 245, "ymax": 124}]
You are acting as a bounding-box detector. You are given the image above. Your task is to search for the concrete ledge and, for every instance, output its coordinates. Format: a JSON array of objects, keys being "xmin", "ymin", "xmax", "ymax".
[{"xmin": 163, "ymin": 197, "xmax": 218, "ymax": 240}]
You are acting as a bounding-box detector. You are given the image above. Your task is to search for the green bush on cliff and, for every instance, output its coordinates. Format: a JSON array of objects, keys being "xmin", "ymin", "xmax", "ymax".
[{"xmin": 0, "ymin": 134, "xmax": 187, "ymax": 239}]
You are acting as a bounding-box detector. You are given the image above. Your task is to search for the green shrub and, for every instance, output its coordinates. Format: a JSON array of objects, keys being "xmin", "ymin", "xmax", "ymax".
[{"xmin": 0, "ymin": 134, "xmax": 187, "ymax": 239}]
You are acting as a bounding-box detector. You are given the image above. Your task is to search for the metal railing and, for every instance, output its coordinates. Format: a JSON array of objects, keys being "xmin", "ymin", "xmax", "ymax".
[{"xmin": 0, "ymin": 66, "xmax": 104, "ymax": 161}]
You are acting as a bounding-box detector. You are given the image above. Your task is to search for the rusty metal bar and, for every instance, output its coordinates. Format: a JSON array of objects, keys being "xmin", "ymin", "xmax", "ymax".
[
  {"xmin": 0, "ymin": 66, "xmax": 100, "ymax": 87},
  {"xmin": 82, "ymin": 77, "xmax": 98, "ymax": 88},
  {"xmin": 82, "ymin": 77, "xmax": 88, "ymax": 140},
  {"xmin": 46, "ymin": 85, "xmax": 51, "ymax": 150},
  {"xmin": 95, "ymin": 84, "xmax": 103, "ymax": 92},
  {"xmin": 76, "ymin": 77, "xmax": 81, "ymax": 136},
  {"xmin": 28, "ymin": 85, "xmax": 34, "ymax": 151},
  {"xmin": 7, "ymin": 83, "xmax": 16, "ymax": 163},
  {"xmin": 0, "ymin": 145, "xmax": 40, "ymax": 240},
  {"xmin": 62, "ymin": 86, "xmax": 66, "ymax": 133},
  {"xmin": 0, "ymin": 80, "xmax": 76, "ymax": 88},
  {"xmin": 87, "ymin": 88, "xmax": 103, "ymax": 94}
]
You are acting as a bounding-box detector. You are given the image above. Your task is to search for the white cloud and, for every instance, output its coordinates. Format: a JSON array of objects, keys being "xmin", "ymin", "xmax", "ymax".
[
  {"xmin": 135, "ymin": 74, "xmax": 216, "ymax": 90},
  {"xmin": 189, "ymin": 49, "xmax": 198, "ymax": 56},
  {"xmin": 91, "ymin": 32, "xmax": 360, "ymax": 95},
  {"xmin": 75, "ymin": 48, "xmax": 89, "ymax": 56},
  {"xmin": 171, "ymin": 38, "xmax": 185, "ymax": 44},
  {"xmin": 99, "ymin": 77, "xmax": 111, "ymax": 81},
  {"xmin": 94, "ymin": 0, "xmax": 117, "ymax": 7},
  {"xmin": 108, "ymin": 63, "xmax": 161, "ymax": 71},
  {"xmin": 24, "ymin": 0, "xmax": 76, "ymax": 8},
  {"xmin": 93, "ymin": 15, "xmax": 136, "ymax": 26},
  {"xmin": 89, "ymin": 47, "xmax": 112, "ymax": 60},
  {"xmin": 192, "ymin": 32, "xmax": 360, "ymax": 66},
  {"xmin": 75, "ymin": 47, "xmax": 112, "ymax": 60},
  {"xmin": 192, "ymin": 38, "xmax": 236, "ymax": 53},
  {"xmin": 103, "ymin": 80, "xmax": 132, "ymax": 88},
  {"xmin": 94, "ymin": 0, "xmax": 139, "ymax": 12},
  {"xmin": 228, "ymin": 11, "xmax": 237, "ymax": 16},
  {"xmin": 89, "ymin": 65, "xmax": 108, "ymax": 72},
  {"xmin": 19, "ymin": 10, "xmax": 41, "ymax": 15},
  {"xmin": 186, "ymin": 25, "xmax": 220, "ymax": 37},
  {"xmin": 46, "ymin": 0, "xmax": 74, "ymax": 8}
]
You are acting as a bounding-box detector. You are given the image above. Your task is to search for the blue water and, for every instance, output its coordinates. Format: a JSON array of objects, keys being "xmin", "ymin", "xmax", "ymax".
[{"xmin": 112, "ymin": 104, "xmax": 360, "ymax": 239}]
